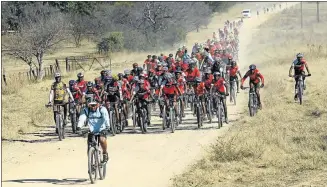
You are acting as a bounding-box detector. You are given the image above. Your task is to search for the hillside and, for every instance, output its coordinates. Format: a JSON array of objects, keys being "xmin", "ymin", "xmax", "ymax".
[{"xmin": 172, "ymin": 2, "xmax": 327, "ymax": 186}]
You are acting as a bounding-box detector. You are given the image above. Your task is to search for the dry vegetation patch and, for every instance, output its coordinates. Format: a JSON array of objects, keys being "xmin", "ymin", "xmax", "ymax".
[{"xmin": 172, "ymin": 3, "xmax": 327, "ymax": 187}]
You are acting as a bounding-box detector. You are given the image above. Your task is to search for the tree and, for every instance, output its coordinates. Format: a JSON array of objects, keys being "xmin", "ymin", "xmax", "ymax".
[
  {"xmin": 2, "ymin": 3, "xmax": 68, "ymax": 80},
  {"xmin": 69, "ymin": 14, "xmax": 94, "ymax": 47}
]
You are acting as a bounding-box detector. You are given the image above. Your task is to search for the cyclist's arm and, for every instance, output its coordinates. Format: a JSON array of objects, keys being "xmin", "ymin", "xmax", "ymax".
[
  {"xmin": 304, "ymin": 62, "xmax": 311, "ymax": 74},
  {"xmin": 289, "ymin": 60, "xmax": 296, "ymax": 76},
  {"xmin": 237, "ymin": 70, "xmax": 242, "ymax": 79},
  {"xmin": 258, "ymin": 72, "xmax": 265, "ymax": 85},
  {"xmin": 77, "ymin": 109, "xmax": 87, "ymax": 128},
  {"xmin": 100, "ymin": 107, "xmax": 110, "ymax": 129},
  {"xmin": 241, "ymin": 71, "xmax": 250, "ymax": 86},
  {"xmin": 66, "ymin": 88, "xmax": 74, "ymax": 102},
  {"xmin": 175, "ymin": 85, "xmax": 182, "ymax": 95},
  {"xmin": 49, "ymin": 88, "xmax": 54, "ymax": 103}
]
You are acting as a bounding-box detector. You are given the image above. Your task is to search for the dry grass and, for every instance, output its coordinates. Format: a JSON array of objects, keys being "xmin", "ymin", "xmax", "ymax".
[{"xmin": 172, "ymin": 3, "xmax": 327, "ymax": 187}]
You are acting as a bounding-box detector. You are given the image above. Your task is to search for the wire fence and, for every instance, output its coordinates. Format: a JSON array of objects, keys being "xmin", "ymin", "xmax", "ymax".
[{"xmin": 2, "ymin": 55, "xmax": 133, "ymax": 86}]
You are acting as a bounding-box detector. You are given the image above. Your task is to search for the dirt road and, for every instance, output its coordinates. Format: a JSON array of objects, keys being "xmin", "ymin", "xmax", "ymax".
[{"xmin": 2, "ymin": 3, "xmax": 295, "ymax": 187}]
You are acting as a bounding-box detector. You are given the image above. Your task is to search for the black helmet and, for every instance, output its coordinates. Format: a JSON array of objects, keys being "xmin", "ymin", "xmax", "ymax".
[
  {"xmin": 77, "ymin": 72, "xmax": 84, "ymax": 78},
  {"xmin": 195, "ymin": 77, "xmax": 202, "ymax": 83},
  {"xmin": 87, "ymin": 81, "xmax": 93, "ymax": 87},
  {"xmin": 249, "ymin": 64, "xmax": 256, "ymax": 70}
]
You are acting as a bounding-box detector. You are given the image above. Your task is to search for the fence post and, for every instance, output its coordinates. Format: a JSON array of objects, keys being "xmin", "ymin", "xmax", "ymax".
[
  {"xmin": 65, "ymin": 57, "xmax": 69, "ymax": 72},
  {"xmin": 55, "ymin": 59, "xmax": 60, "ymax": 72},
  {"xmin": 2, "ymin": 68, "xmax": 7, "ymax": 86},
  {"xmin": 50, "ymin": 65, "xmax": 53, "ymax": 74}
]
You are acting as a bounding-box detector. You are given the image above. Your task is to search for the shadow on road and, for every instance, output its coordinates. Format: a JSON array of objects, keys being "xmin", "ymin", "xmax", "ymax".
[
  {"xmin": 2, "ymin": 128, "xmax": 80, "ymax": 144},
  {"xmin": 3, "ymin": 178, "xmax": 88, "ymax": 185}
]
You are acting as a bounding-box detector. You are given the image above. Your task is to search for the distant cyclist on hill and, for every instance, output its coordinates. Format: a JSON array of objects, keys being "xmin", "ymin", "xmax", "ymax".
[{"xmin": 288, "ymin": 53, "xmax": 311, "ymax": 100}]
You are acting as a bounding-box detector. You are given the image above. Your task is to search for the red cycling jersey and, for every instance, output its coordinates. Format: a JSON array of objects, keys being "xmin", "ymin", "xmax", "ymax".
[
  {"xmin": 194, "ymin": 82, "xmax": 206, "ymax": 96},
  {"xmin": 185, "ymin": 67, "xmax": 201, "ymax": 81},
  {"xmin": 241, "ymin": 69, "xmax": 264, "ymax": 85},
  {"xmin": 162, "ymin": 85, "xmax": 179, "ymax": 95},
  {"xmin": 204, "ymin": 74, "xmax": 214, "ymax": 89},
  {"xmin": 213, "ymin": 77, "xmax": 226, "ymax": 93},
  {"xmin": 229, "ymin": 65, "xmax": 239, "ymax": 77},
  {"xmin": 294, "ymin": 59, "xmax": 307, "ymax": 71},
  {"xmin": 176, "ymin": 77, "xmax": 186, "ymax": 94},
  {"xmin": 76, "ymin": 80, "xmax": 87, "ymax": 94}
]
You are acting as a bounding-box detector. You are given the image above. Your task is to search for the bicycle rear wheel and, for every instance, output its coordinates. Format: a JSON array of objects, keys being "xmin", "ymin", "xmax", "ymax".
[
  {"xmin": 142, "ymin": 109, "xmax": 148, "ymax": 133},
  {"xmin": 162, "ymin": 106, "xmax": 167, "ymax": 130},
  {"xmin": 109, "ymin": 111, "xmax": 116, "ymax": 136},
  {"xmin": 196, "ymin": 105, "xmax": 201, "ymax": 129},
  {"xmin": 217, "ymin": 103, "xmax": 222, "ymax": 129},
  {"xmin": 249, "ymin": 94, "xmax": 255, "ymax": 117},
  {"xmin": 88, "ymin": 147, "xmax": 98, "ymax": 184},
  {"xmin": 70, "ymin": 111, "xmax": 77, "ymax": 133},
  {"xmin": 170, "ymin": 108, "xmax": 175, "ymax": 133},
  {"xmin": 298, "ymin": 80, "xmax": 303, "ymax": 105},
  {"xmin": 56, "ymin": 114, "xmax": 63, "ymax": 141},
  {"xmin": 207, "ymin": 99, "xmax": 212, "ymax": 124}
]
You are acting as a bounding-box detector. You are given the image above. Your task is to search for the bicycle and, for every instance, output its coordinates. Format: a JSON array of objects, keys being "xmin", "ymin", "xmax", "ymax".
[
  {"xmin": 68, "ymin": 100, "xmax": 78, "ymax": 133},
  {"xmin": 213, "ymin": 93, "xmax": 225, "ymax": 129},
  {"xmin": 177, "ymin": 95, "xmax": 184, "ymax": 124},
  {"xmin": 81, "ymin": 129, "xmax": 107, "ymax": 184},
  {"xmin": 243, "ymin": 87, "xmax": 259, "ymax": 117},
  {"xmin": 161, "ymin": 97, "xmax": 178, "ymax": 133},
  {"xmin": 204, "ymin": 93, "xmax": 213, "ymax": 124},
  {"xmin": 292, "ymin": 74, "xmax": 309, "ymax": 105},
  {"xmin": 133, "ymin": 96, "xmax": 149, "ymax": 133},
  {"xmin": 193, "ymin": 95, "xmax": 203, "ymax": 128},
  {"xmin": 116, "ymin": 100, "xmax": 128, "ymax": 134},
  {"xmin": 103, "ymin": 92, "xmax": 121, "ymax": 136},
  {"xmin": 45, "ymin": 103, "xmax": 66, "ymax": 141}
]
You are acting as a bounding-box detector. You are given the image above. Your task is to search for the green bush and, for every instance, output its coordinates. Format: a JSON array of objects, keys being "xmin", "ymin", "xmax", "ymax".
[{"xmin": 97, "ymin": 32, "xmax": 124, "ymax": 55}]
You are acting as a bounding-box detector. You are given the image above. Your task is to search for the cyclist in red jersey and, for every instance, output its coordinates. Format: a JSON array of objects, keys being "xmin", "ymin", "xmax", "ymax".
[
  {"xmin": 211, "ymin": 72, "xmax": 229, "ymax": 123},
  {"xmin": 139, "ymin": 73, "xmax": 151, "ymax": 88},
  {"xmin": 143, "ymin": 55, "xmax": 152, "ymax": 72},
  {"xmin": 241, "ymin": 64, "xmax": 265, "ymax": 109},
  {"xmin": 185, "ymin": 62, "xmax": 201, "ymax": 82},
  {"xmin": 175, "ymin": 69, "xmax": 186, "ymax": 117},
  {"xmin": 76, "ymin": 72, "xmax": 87, "ymax": 95},
  {"xmin": 159, "ymin": 80, "xmax": 182, "ymax": 118},
  {"xmin": 193, "ymin": 77, "xmax": 207, "ymax": 120},
  {"xmin": 203, "ymin": 69, "xmax": 214, "ymax": 91},
  {"xmin": 229, "ymin": 61, "xmax": 242, "ymax": 93}
]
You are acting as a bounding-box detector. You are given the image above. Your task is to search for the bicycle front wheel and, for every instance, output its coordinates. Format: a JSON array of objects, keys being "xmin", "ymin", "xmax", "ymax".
[{"xmin": 88, "ymin": 147, "xmax": 98, "ymax": 184}]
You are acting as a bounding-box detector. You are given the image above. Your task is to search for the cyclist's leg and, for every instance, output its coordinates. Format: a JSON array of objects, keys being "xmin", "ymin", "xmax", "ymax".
[
  {"xmin": 201, "ymin": 95, "xmax": 207, "ymax": 119},
  {"xmin": 143, "ymin": 99, "xmax": 150, "ymax": 122},
  {"xmin": 221, "ymin": 95, "xmax": 228, "ymax": 123},
  {"xmin": 99, "ymin": 131, "xmax": 109, "ymax": 162},
  {"xmin": 254, "ymin": 82, "xmax": 262, "ymax": 108},
  {"xmin": 173, "ymin": 96, "xmax": 178, "ymax": 117},
  {"xmin": 63, "ymin": 102, "xmax": 68, "ymax": 125},
  {"xmin": 235, "ymin": 76, "xmax": 240, "ymax": 92},
  {"xmin": 302, "ymin": 70, "xmax": 306, "ymax": 90}
]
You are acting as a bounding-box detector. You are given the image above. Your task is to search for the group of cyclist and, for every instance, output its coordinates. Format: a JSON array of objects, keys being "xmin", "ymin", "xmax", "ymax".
[{"xmin": 47, "ymin": 13, "xmax": 312, "ymax": 163}]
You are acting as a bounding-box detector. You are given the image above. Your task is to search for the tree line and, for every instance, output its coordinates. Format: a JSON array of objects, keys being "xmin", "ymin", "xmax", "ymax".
[{"xmin": 1, "ymin": 1, "xmax": 234, "ymax": 79}]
